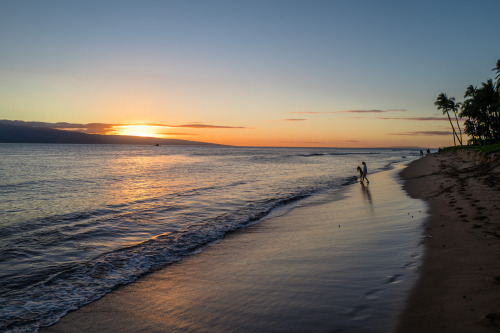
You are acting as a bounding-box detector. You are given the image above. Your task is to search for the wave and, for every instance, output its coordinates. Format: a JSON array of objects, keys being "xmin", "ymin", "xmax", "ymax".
[
  {"xmin": 296, "ymin": 153, "xmax": 328, "ymax": 157},
  {"xmin": 0, "ymin": 146, "xmax": 420, "ymax": 332},
  {"xmin": 327, "ymin": 152, "xmax": 382, "ymax": 156},
  {"xmin": 0, "ymin": 180, "xmax": 341, "ymax": 332},
  {"xmin": 296, "ymin": 152, "xmax": 384, "ymax": 158}
]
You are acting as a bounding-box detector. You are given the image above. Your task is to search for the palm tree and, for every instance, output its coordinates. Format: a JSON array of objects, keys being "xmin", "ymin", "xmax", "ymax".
[
  {"xmin": 492, "ymin": 58, "xmax": 500, "ymax": 90},
  {"xmin": 490, "ymin": 60, "xmax": 500, "ymax": 140},
  {"xmin": 461, "ymin": 85, "xmax": 479, "ymax": 143},
  {"xmin": 435, "ymin": 93, "xmax": 459, "ymax": 145},
  {"xmin": 437, "ymin": 59, "xmax": 500, "ymax": 145},
  {"xmin": 460, "ymin": 79, "xmax": 500, "ymax": 142},
  {"xmin": 480, "ymin": 79, "xmax": 500, "ymax": 140},
  {"xmin": 448, "ymin": 97, "xmax": 463, "ymax": 145}
]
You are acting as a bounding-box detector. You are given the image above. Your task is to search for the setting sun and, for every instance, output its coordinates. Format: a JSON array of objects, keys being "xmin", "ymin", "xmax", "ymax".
[{"xmin": 113, "ymin": 125, "xmax": 166, "ymax": 138}]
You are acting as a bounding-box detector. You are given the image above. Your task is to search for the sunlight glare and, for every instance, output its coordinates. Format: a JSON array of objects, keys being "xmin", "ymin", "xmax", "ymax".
[{"xmin": 114, "ymin": 125, "xmax": 166, "ymax": 138}]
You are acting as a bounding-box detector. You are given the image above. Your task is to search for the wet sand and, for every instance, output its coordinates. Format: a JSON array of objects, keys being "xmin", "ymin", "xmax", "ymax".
[
  {"xmin": 41, "ymin": 167, "xmax": 426, "ymax": 333},
  {"xmin": 397, "ymin": 151, "xmax": 500, "ymax": 332}
]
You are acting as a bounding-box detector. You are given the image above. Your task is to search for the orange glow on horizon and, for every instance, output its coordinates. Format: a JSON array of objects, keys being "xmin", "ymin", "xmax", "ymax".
[
  {"xmin": 113, "ymin": 125, "xmax": 168, "ymax": 138},
  {"xmin": 88, "ymin": 118, "xmax": 458, "ymax": 148}
]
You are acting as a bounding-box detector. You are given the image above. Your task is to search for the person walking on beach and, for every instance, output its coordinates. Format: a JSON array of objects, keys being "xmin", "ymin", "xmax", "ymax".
[
  {"xmin": 362, "ymin": 161, "xmax": 369, "ymax": 184},
  {"xmin": 357, "ymin": 166, "xmax": 363, "ymax": 183}
]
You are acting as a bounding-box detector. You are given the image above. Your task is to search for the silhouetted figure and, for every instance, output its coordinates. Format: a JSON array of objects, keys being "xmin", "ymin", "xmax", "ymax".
[
  {"xmin": 420, "ymin": 150, "xmax": 424, "ymax": 157},
  {"xmin": 357, "ymin": 166, "xmax": 363, "ymax": 183},
  {"xmin": 362, "ymin": 161, "xmax": 369, "ymax": 184}
]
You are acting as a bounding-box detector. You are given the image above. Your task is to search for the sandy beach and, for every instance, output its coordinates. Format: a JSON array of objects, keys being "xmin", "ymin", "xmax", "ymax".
[
  {"xmin": 41, "ymin": 165, "xmax": 426, "ymax": 333},
  {"xmin": 397, "ymin": 151, "xmax": 500, "ymax": 332}
]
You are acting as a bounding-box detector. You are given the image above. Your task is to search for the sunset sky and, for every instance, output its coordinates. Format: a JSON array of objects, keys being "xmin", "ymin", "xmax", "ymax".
[{"xmin": 1, "ymin": 0, "xmax": 499, "ymax": 147}]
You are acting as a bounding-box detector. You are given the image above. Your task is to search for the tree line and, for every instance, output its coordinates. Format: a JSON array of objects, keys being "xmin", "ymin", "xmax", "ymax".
[{"xmin": 435, "ymin": 58, "xmax": 500, "ymax": 145}]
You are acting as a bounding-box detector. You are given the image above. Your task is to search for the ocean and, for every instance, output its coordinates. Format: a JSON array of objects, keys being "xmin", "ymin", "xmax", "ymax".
[{"xmin": 0, "ymin": 144, "xmax": 421, "ymax": 332}]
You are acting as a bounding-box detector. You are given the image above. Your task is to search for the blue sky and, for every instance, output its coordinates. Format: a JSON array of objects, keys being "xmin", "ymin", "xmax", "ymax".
[{"xmin": 1, "ymin": 0, "xmax": 499, "ymax": 146}]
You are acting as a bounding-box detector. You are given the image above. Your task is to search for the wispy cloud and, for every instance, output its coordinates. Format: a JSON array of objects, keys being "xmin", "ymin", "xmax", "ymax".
[
  {"xmin": 377, "ymin": 117, "xmax": 448, "ymax": 121},
  {"xmin": 290, "ymin": 109, "xmax": 407, "ymax": 115},
  {"xmin": 340, "ymin": 109, "xmax": 407, "ymax": 114},
  {"xmin": 391, "ymin": 131, "xmax": 452, "ymax": 136},
  {"xmin": 160, "ymin": 132, "xmax": 199, "ymax": 136},
  {"xmin": 346, "ymin": 116, "xmax": 450, "ymax": 121},
  {"xmin": 168, "ymin": 123, "xmax": 248, "ymax": 129},
  {"xmin": 0, "ymin": 120, "xmax": 119, "ymax": 134},
  {"xmin": 284, "ymin": 118, "xmax": 307, "ymax": 121}
]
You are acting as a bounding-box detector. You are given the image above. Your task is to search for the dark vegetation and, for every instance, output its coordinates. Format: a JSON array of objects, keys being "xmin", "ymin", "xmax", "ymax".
[
  {"xmin": 435, "ymin": 58, "xmax": 500, "ymax": 146},
  {"xmin": 441, "ymin": 143, "xmax": 500, "ymax": 156}
]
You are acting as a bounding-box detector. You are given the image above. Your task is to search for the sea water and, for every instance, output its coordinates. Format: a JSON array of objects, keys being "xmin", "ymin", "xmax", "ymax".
[{"xmin": 0, "ymin": 144, "xmax": 420, "ymax": 332}]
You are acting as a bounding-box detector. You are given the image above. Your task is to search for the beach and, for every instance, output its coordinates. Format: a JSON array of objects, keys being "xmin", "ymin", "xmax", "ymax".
[
  {"xmin": 37, "ymin": 151, "xmax": 500, "ymax": 332},
  {"xmin": 32, "ymin": 150, "xmax": 500, "ymax": 332},
  {"xmin": 1, "ymin": 146, "xmax": 421, "ymax": 332},
  {"xmin": 397, "ymin": 151, "xmax": 500, "ymax": 332},
  {"xmin": 40, "ymin": 165, "xmax": 425, "ymax": 333}
]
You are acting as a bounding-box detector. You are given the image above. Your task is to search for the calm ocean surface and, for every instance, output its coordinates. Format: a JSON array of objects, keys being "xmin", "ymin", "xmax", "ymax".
[{"xmin": 0, "ymin": 144, "xmax": 420, "ymax": 332}]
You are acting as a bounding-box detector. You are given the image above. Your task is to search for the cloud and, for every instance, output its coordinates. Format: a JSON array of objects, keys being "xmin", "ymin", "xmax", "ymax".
[
  {"xmin": 340, "ymin": 109, "xmax": 404, "ymax": 113},
  {"xmin": 377, "ymin": 116, "xmax": 449, "ymax": 121},
  {"xmin": 168, "ymin": 123, "xmax": 247, "ymax": 129},
  {"xmin": 0, "ymin": 120, "xmax": 119, "ymax": 134},
  {"xmin": 0, "ymin": 120, "xmax": 249, "ymax": 135},
  {"xmin": 290, "ymin": 109, "xmax": 407, "ymax": 114},
  {"xmin": 284, "ymin": 119, "xmax": 307, "ymax": 121},
  {"xmin": 144, "ymin": 123, "xmax": 171, "ymax": 127},
  {"xmin": 161, "ymin": 132, "xmax": 199, "ymax": 136},
  {"xmin": 391, "ymin": 131, "xmax": 453, "ymax": 136},
  {"xmin": 347, "ymin": 116, "xmax": 450, "ymax": 121},
  {"xmin": 129, "ymin": 122, "xmax": 250, "ymax": 130}
]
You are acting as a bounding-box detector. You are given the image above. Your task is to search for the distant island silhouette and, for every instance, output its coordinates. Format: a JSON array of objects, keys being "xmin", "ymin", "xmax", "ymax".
[{"xmin": 0, "ymin": 122, "xmax": 219, "ymax": 146}]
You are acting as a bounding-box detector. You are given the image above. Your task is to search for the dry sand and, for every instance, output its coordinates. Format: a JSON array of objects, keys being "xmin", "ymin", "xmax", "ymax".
[{"xmin": 397, "ymin": 151, "xmax": 500, "ymax": 332}]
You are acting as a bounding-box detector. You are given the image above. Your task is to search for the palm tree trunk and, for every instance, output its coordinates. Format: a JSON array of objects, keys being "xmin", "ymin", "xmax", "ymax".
[
  {"xmin": 446, "ymin": 111, "xmax": 457, "ymax": 146},
  {"xmin": 453, "ymin": 111, "xmax": 463, "ymax": 145}
]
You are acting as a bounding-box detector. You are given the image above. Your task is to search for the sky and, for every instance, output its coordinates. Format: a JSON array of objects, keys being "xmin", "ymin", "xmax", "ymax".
[{"xmin": 1, "ymin": 0, "xmax": 499, "ymax": 147}]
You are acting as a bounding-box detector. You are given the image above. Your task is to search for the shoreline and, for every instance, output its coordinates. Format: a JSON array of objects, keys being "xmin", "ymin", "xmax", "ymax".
[
  {"xmin": 397, "ymin": 152, "xmax": 500, "ymax": 332},
  {"xmin": 41, "ymin": 166, "xmax": 425, "ymax": 332}
]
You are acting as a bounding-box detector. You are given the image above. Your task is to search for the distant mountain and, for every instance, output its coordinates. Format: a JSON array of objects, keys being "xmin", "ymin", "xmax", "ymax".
[{"xmin": 0, "ymin": 123, "xmax": 220, "ymax": 146}]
